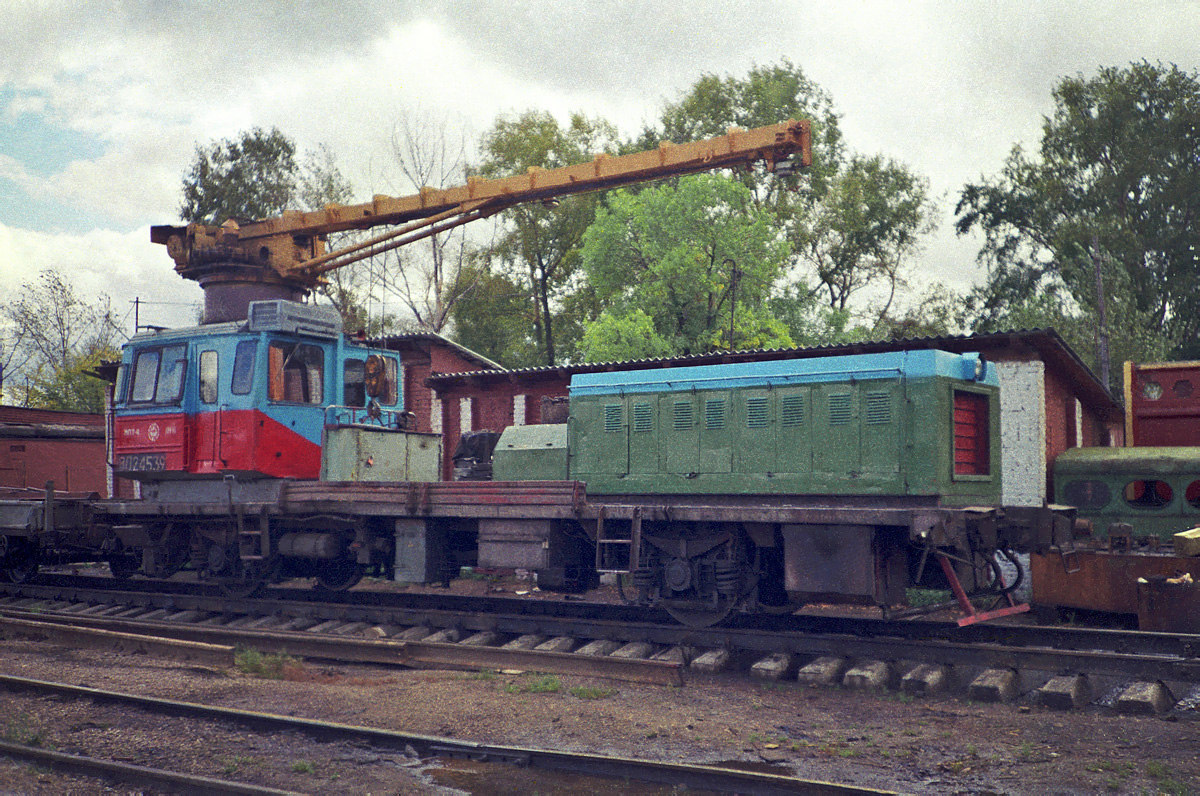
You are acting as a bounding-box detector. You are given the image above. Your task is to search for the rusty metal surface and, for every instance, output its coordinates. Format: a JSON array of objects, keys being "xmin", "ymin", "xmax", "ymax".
[
  {"xmin": 1138, "ymin": 578, "xmax": 1200, "ymax": 633},
  {"xmin": 0, "ymin": 615, "xmax": 234, "ymax": 666},
  {"xmin": 1031, "ymin": 547, "xmax": 1200, "ymax": 614}
]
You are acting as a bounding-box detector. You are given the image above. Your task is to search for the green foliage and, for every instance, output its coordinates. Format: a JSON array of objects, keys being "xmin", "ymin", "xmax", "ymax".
[
  {"xmin": 800, "ymin": 154, "xmax": 936, "ymax": 313},
  {"xmin": 577, "ymin": 310, "xmax": 673, "ymax": 363},
  {"xmin": 1, "ymin": 269, "xmax": 123, "ymax": 411},
  {"xmin": 289, "ymin": 760, "xmax": 316, "ymax": 775},
  {"xmin": 651, "ymin": 58, "xmax": 845, "ymax": 200},
  {"xmin": 234, "ymin": 648, "xmax": 297, "ymax": 679},
  {"xmin": 504, "ymin": 674, "xmax": 562, "ymax": 694},
  {"xmin": 449, "ymin": 258, "xmax": 543, "ymax": 368},
  {"xmin": 569, "ymin": 685, "xmax": 617, "ymax": 700},
  {"xmin": 957, "ymin": 61, "xmax": 1200, "ymax": 379},
  {"xmin": 475, "ymin": 111, "xmax": 620, "ymax": 365},
  {"xmin": 180, "ymin": 126, "xmax": 299, "ymax": 224},
  {"xmin": 642, "ymin": 59, "xmax": 936, "ymax": 335},
  {"xmin": 581, "ymin": 174, "xmax": 793, "ymax": 358},
  {"xmin": 25, "ymin": 347, "xmax": 119, "ymax": 413}
]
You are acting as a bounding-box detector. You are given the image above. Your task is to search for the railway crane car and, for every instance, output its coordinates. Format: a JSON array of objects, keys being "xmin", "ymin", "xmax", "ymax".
[{"xmin": 0, "ymin": 116, "xmax": 1077, "ymax": 624}]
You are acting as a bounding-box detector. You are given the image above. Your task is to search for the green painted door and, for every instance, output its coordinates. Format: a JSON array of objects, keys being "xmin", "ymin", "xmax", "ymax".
[
  {"xmin": 813, "ymin": 383, "xmax": 859, "ymax": 478},
  {"xmin": 734, "ymin": 389, "xmax": 776, "ymax": 474},
  {"xmin": 698, "ymin": 390, "xmax": 732, "ymax": 473},
  {"xmin": 660, "ymin": 393, "xmax": 699, "ymax": 474},
  {"xmin": 775, "ymin": 386, "xmax": 813, "ymax": 477},
  {"xmin": 859, "ymin": 384, "xmax": 902, "ymax": 478}
]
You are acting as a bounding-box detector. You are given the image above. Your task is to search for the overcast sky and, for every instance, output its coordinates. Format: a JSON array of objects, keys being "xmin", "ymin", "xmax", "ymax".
[{"xmin": 1, "ymin": 1, "xmax": 1197, "ymax": 334}]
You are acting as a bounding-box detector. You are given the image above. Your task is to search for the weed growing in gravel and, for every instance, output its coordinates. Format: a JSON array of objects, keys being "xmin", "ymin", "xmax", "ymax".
[
  {"xmin": 569, "ymin": 686, "xmax": 616, "ymax": 700},
  {"xmin": 466, "ymin": 670, "xmax": 498, "ymax": 681},
  {"xmin": 290, "ymin": 760, "xmax": 316, "ymax": 774},
  {"xmin": 221, "ymin": 756, "xmax": 257, "ymax": 775},
  {"xmin": 1145, "ymin": 762, "xmax": 1196, "ymax": 794},
  {"xmin": 2, "ymin": 714, "xmax": 47, "ymax": 748},
  {"xmin": 504, "ymin": 674, "xmax": 561, "ymax": 694},
  {"xmin": 235, "ymin": 648, "xmax": 298, "ymax": 679},
  {"xmin": 905, "ymin": 588, "xmax": 951, "ymax": 607}
]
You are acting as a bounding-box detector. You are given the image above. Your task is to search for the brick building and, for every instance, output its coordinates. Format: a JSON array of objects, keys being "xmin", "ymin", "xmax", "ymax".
[
  {"xmin": 375, "ymin": 332, "xmax": 503, "ymax": 436},
  {"xmin": 427, "ymin": 329, "xmax": 1122, "ymax": 502}
]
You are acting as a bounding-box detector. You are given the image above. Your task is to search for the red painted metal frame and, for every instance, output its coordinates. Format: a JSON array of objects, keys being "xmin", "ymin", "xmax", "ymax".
[{"xmin": 937, "ymin": 552, "xmax": 1030, "ymax": 627}]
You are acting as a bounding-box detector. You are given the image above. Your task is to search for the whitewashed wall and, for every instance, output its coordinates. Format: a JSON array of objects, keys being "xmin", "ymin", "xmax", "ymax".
[{"xmin": 994, "ymin": 360, "xmax": 1046, "ymax": 507}]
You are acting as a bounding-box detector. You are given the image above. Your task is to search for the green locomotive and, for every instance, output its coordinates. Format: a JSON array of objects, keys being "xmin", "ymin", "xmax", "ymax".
[{"xmin": 493, "ymin": 350, "xmax": 1055, "ymax": 625}]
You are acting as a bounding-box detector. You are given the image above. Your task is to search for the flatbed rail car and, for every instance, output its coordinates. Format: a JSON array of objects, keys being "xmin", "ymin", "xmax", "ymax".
[{"xmin": 2, "ymin": 472, "xmax": 1071, "ymax": 622}]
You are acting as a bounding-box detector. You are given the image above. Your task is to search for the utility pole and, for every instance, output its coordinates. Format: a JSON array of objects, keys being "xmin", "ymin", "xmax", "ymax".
[
  {"xmin": 1090, "ymin": 236, "xmax": 1111, "ymax": 392},
  {"xmin": 726, "ymin": 259, "xmax": 740, "ymax": 352}
]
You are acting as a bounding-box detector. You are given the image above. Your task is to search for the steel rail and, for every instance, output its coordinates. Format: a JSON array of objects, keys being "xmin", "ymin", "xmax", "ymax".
[
  {"xmin": 0, "ymin": 674, "xmax": 890, "ymax": 796},
  {"xmin": 0, "ymin": 608, "xmax": 683, "ymax": 685},
  {"xmin": 0, "ymin": 739, "xmax": 302, "ymax": 796},
  {"xmin": 5, "ymin": 577, "xmax": 1200, "ymax": 682}
]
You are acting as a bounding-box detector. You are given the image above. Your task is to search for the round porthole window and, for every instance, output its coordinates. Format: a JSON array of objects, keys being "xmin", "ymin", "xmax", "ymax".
[
  {"xmin": 1186, "ymin": 480, "xmax": 1200, "ymax": 509},
  {"xmin": 1123, "ymin": 479, "xmax": 1172, "ymax": 508},
  {"xmin": 1061, "ymin": 480, "xmax": 1111, "ymax": 509}
]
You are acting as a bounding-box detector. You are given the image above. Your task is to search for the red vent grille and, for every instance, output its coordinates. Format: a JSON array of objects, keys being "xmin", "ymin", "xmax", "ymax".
[{"xmin": 953, "ymin": 391, "xmax": 990, "ymax": 476}]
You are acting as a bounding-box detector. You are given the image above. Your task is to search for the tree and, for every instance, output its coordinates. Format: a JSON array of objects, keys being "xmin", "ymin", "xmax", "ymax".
[
  {"xmin": 651, "ymin": 58, "xmax": 845, "ymax": 201},
  {"xmin": 475, "ymin": 110, "xmax": 620, "ymax": 365},
  {"xmin": 580, "ymin": 174, "xmax": 793, "ymax": 359},
  {"xmin": 1, "ymin": 270, "xmax": 123, "ymax": 412},
  {"xmin": 373, "ymin": 110, "xmax": 480, "ymax": 333},
  {"xmin": 957, "ymin": 61, "xmax": 1200, "ymax": 382},
  {"xmin": 646, "ymin": 60, "xmax": 936, "ymax": 333},
  {"xmin": 798, "ymin": 154, "xmax": 936, "ymax": 316},
  {"xmin": 448, "ymin": 256, "xmax": 542, "ymax": 366},
  {"xmin": 179, "ymin": 127, "xmax": 299, "ymax": 224},
  {"xmin": 577, "ymin": 310, "xmax": 673, "ymax": 363}
]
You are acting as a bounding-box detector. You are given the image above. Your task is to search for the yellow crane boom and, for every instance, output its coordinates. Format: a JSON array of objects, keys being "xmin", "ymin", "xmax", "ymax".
[{"xmin": 151, "ymin": 120, "xmax": 810, "ymax": 323}]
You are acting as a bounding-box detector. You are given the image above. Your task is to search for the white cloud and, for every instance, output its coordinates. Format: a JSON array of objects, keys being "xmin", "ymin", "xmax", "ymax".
[
  {"xmin": 0, "ymin": 223, "xmax": 203, "ymax": 332},
  {"xmin": 0, "ymin": 0, "xmax": 1196, "ymax": 328}
]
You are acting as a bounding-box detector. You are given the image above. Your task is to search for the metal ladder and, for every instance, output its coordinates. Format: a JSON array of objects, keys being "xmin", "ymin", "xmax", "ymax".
[
  {"xmin": 236, "ymin": 506, "xmax": 270, "ymax": 562},
  {"xmin": 595, "ymin": 506, "xmax": 642, "ymax": 574}
]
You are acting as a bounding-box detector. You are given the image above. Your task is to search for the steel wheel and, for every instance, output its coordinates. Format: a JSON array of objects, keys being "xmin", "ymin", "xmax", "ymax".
[{"xmin": 314, "ymin": 559, "xmax": 365, "ymax": 591}]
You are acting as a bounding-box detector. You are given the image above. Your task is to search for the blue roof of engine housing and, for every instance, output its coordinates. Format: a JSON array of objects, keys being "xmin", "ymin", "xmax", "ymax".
[{"xmin": 569, "ymin": 349, "xmax": 994, "ymax": 396}]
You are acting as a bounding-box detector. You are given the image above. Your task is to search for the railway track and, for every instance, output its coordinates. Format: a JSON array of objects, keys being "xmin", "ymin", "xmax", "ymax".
[
  {"xmin": 0, "ymin": 673, "xmax": 886, "ymax": 795},
  {"xmin": 3, "ymin": 575, "xmax": 1200, "ymax": 717}
]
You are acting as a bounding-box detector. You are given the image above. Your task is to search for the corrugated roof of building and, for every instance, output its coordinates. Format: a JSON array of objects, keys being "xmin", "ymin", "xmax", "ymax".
[
  {"xmin": 372, "ymin": 331, "xmax": 505, "ymax": 372},
  {"xmin": 426, "ymin": 329, "xmax": 1120, "ymax": 418}
]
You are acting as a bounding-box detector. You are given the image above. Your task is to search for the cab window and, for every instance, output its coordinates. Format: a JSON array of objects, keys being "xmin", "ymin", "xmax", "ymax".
[
  {"xmin": 381, "ymin": 357, "xmax": 399, "ymax": 405},
  {"xmin": 231, "ymin": 340, "xmax": 256, "ymax": 395},
  {"xmin": 129, "ymin": 344, "xmax": 187, "ymax": 405},
  {"xmin": 268, "ymin": 341, "xmax": 325, "ymax": 404},
  {"xmin": 344, "ymin": 359, "xmax": 365, "ymax": 407},
  {"xmin": 199, "ymin": 350, "xmax": 218, "ymax": 404}
]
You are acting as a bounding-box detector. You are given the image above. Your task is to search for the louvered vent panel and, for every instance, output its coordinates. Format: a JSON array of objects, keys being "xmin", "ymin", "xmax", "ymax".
[
  {"xmin": 633, "ymin": 403, "xmax": 653, "ymax": 433},
  {"xmin": 604, "ymin": 404, "xmax": 623, "ymax": 433},
  {"xmin": 865, "ymin": 391, "xmax": 891, "ymax": 425},
  {"xmin": 781, "ymin": 395, "xmax": 805, "ymax": 426},
  {"xmin": 746, "ymin": 397, "xmax": 769, "ymax": 428},
  {"xmin": 829, "ymin": 393, "xmax": 852, "ymax": 425},
  {"xmin": 705, "ymin": 399, "xmax": 726, "ymax": 429},
  {"xmin": 673, "ymin": 401, "xmax": 693, "ymax": 430}
]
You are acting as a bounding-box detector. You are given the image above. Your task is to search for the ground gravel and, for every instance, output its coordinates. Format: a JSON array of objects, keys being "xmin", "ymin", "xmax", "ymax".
[{"xmin": 0, "ymin": 629, "xmax": 1198, "ymax": 795}]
